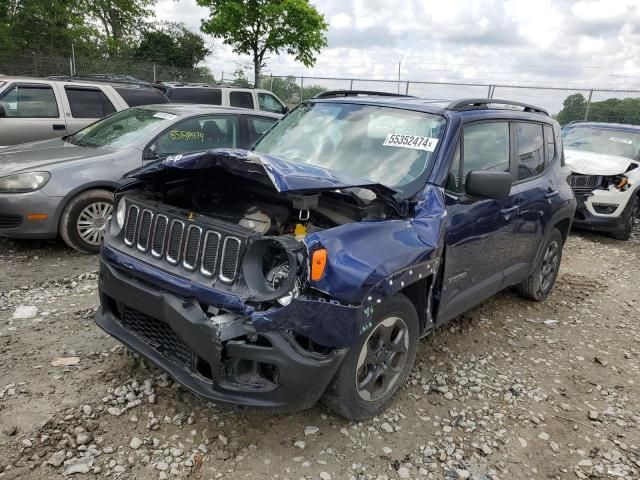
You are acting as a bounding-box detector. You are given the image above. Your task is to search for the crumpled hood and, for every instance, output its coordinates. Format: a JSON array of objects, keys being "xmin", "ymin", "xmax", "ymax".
[
  {"xmin": 128, "ymin": 148, "xmax": 398, "ymax": 198},
  {"xmin": 565, "ymin": 149, "xmax": 638, "ymax": 176},
  {"xmin": 0, "ymin": 138, "xmax": 111, "ymax": 177}
]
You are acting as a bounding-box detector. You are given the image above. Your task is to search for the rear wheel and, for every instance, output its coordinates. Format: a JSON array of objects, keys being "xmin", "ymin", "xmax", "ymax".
[
  {"xmin": 610, "ymin": 195, "xmax": 639, "ymax": 241},
  {"xmin": 59, "ymin": 189, "xmax": 113, "ymax": 254},
  {"xmin": 323, "ymin": 294, "xmax": 419, "ymax": 421},
  {"xmin": 516, "ymin": 228, "xmax": 563, "ymax": 302}
]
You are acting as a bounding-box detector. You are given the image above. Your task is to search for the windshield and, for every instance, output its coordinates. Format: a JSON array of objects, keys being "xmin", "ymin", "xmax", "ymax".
[
  {"xmin": 562, "ymin": 126, "xmax": 640, "ymax": 160},
  {"xmin": 253, "ymin": 102, "xmax": 446, "ymax": 192},
  {"xmin": 68, "ymin": 108, "xmax": 177, "ymax": 149}
]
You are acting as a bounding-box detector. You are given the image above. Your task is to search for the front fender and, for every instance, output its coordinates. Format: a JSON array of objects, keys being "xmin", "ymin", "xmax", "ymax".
[{"xmin": 304, "ymin": 184, "xmax": 447, "ymax": 305}]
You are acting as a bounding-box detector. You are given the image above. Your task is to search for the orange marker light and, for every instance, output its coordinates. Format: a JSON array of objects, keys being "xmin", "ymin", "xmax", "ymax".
[
  {"xmin": 311, "ymin": 248, "xmax": 327, "ymax": 281},
  {"xmin": 27, "ymin": 213, "xmax": 48, "ymax": 221}
]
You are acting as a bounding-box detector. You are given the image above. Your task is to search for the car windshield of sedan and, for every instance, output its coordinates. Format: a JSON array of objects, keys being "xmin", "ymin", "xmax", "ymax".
[
  {"xmin": 68, "ymin": 108, "xmax": 176, "ymax": 149},
  {"xmin": 253, "ymin": 102, "xmax": 446, "ymax": 192},
  {"xmin": 562, "ymin": 126, "xmax": 640, "ymax": 160}
]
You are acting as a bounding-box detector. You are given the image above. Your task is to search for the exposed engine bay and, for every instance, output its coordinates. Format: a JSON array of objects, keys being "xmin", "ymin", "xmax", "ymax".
[
  {"xmin": 115, "ymin": 166, "xmax": 401, "ymax": 307},
  {"xmin": 133, "ymin": 170, "xmax": 396, "ymax": 238}
]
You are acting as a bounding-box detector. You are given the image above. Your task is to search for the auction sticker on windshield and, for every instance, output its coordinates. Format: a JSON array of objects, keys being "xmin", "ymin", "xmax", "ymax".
[
  {"xmin": 609, "ymin": 136, "xmax": 633, "ymax": 144},
  {"xmin": 383, "ymin": 134, "xmax": 438, "ymax": 152},
  {"xmin": 153, "ymin": 112, "xmax": 176, "ymax": 120}
]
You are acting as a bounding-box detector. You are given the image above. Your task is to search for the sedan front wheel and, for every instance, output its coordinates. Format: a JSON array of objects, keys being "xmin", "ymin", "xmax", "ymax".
[{"xmin": 59, "ymin": 189, "xmax": 113, "ymax": 254}]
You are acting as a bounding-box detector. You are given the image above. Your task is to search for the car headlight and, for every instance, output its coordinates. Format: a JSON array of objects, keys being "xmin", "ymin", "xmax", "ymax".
[
  {"xmin": 0, "ymin": 172, "xmax": 50, "ymax": 193},
  {"xmin": 111, "ymin": 196, "xmax": 127, "ymax": 235}
]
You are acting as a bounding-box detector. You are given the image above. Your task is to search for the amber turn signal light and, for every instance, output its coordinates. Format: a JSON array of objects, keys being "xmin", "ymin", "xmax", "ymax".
[
  {"xmin": 27, "ymin": 213, "xmax": 48, "ymax": 221},
  {"xmin": 311, "ymin": 248, "xmax": 327, "ymax": 281}
]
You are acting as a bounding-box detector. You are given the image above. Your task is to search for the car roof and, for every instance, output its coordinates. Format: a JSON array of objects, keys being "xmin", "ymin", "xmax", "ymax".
[
  {"xmin": 162, "ymin": 84, "xmax": 273, "ymax": 93},
  {"xmin": 562, "ymin": 121, "xmax": 640, "ymax": 132},
  {"xmin": 0, "ymin": 76, "xmax": 156, "ymax": 90},
  {"xmin": 311, "ymin": 92, "xmax": 553, "ymax": 123},
  {"xmin": 135, "ymin": 103, "xmax": 281, "ymax": 119}
]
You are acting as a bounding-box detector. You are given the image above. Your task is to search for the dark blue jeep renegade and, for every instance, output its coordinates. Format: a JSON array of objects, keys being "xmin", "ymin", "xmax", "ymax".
[{"xmin": 95, "ymin": 93, "xmax": 576, "ymax": 420}]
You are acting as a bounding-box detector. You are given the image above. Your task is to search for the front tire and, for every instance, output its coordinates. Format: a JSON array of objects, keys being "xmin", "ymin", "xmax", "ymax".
[
  {"xmin": 323, "ymin": 294, "xmax": 419, "ymax": 421},
  {"xmin": 610, "ymin": 195, "xmax": 638, "ymax": 241},
  {"xmin": 59, "ymin": 189, "xmax": 113, "ymax": 254},
  {"xmin": 516, "ymin": 228, "xmax": 563, "ymax": 301}
]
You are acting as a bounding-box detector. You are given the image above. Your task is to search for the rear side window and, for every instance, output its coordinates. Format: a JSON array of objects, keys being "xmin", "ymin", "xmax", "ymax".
[
  {"xmin": 166, "ymin": 88, "xmax": 221, "ymax": 105},
  {"xmin": 115, "ymin": 88, "xmax": 169, "ymax": 107},
  {"xmin": 230, "ymin": 91, "xmax": 254, "ymax": 109},
  {"xmin": 516, "ymin": 122, "xmax": 544, "ymax": 181},
  {"xmin": 0, "ymin": 85, "xmax": 59, "ymax": 118},
  {"xmin": 65, "ymin": 87, "xmax": 116, "ymax": 118},
  {"xmin": 544, "ymin": 125, "xmax": 556, "ymax": 164}
]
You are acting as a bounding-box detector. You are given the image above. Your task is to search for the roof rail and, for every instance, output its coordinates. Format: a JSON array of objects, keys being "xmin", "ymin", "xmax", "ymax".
[
  {"xmin": 447, "ymin": 98, "xmax": 548, "ymax": 116},
  {"xmin": 313, "ymin": 90, "xmax": 414, "ymax": 99},
  {"xmin": 46, "ymin": 75, "xmax": 154, "ymax": 88}
]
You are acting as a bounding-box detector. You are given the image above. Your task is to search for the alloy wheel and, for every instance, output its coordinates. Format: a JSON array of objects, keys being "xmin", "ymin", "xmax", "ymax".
[
  {"xmin": 76, "ymin": 202, "xmax": 113, "ymax": 246},
  {"xmin": 539, "ymin": 240, "xmax": 559, "ymax": 293},
  {"xmin": 355, "ymin": 316, "xmax": 409, "ymax": 402}
]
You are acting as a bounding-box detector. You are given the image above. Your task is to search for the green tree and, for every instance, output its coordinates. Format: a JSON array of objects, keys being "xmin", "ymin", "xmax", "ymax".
[
  {"xmin": 135, "ymin": 23, "xmax": 210, "ymax": 68},
  {"xmin": 197, "ymin": 0, "xmax": 327, "ymax": 87},
  {"xmin": 2, "ymin": 0, "xmax": 95, "ymax": 54},
  {"xmin": 83, "ymin": 0, "xmax": 156, "ymax": 54},
  {"xmin": 556, "ymin": 93, "xmax": 586, "ymax": 125},
  {"xmin": 262, "ymin": 75, "xmax": 325, "ymax": 103},
  {"xmin": 231, "ymin": 66, "xmax": 252, "ymax": 87},
  {"xmin": 556, "ymin": 94, "xmax": 640, "ymax": 126}
]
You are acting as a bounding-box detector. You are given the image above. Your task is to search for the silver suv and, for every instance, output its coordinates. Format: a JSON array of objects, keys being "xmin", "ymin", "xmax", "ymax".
[
  {"xmin": 160, "ymin": 84, "xmax": 289, "ymax": 115},
  {"xmin": 0, "ymin": 76, "xmax": 169, "ymax": 145}
]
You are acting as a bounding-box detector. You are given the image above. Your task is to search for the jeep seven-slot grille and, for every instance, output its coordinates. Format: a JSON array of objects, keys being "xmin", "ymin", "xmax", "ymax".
[
  {"xmin": 122, "ymin": 202, "xmax": 242, "ymax": 283},
  {"xmin": 569, "ymin": 174, "xmax": 603, "ymax": 194}
]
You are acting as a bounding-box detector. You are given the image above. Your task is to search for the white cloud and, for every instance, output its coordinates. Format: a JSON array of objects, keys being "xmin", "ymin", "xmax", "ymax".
[{"xmin": 153, "ymin": 0, "xmax": 640, "ymax": 90}]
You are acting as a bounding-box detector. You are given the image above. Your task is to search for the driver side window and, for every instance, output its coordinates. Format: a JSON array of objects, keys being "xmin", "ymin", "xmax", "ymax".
[
  {"xmin": 447, "ymin": 122, "xmax": 510, "ymax": 193},
  {"xmin": 153, "ymin": 115, "xmax": 238, "ymax": 157}
]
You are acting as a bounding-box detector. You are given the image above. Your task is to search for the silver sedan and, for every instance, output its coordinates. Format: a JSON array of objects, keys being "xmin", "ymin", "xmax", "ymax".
[{"xmin": 0, "ymin": 104, "xmax": 280, "ymax": 252}]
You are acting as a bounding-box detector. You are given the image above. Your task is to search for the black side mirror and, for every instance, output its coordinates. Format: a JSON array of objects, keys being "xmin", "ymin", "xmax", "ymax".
[
  {"xmin": 143, "ymin": 144, "xmax": 159, "ymax": 161},
  {"xmin": 465, "ymin": 170, "xmax": 512, "ymax": 200},
  {"xmin": 282, "ymin": 105, "xmax": 290, "ymax": 114},
  {"xmin": 0, "ymin": 104, "xmax": 6, "ymax": 118}
]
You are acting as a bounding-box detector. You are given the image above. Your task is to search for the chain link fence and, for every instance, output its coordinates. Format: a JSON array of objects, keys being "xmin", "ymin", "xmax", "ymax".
[
  {"xmin": 0, "ymin": 51, "xmax": 213, "ymax": 84},
  {"xmin": 260, "ymin": 75, "xmax": 640, "ymax": 126},
  {"xmin": 2, "ymin": 52, "xmax": 640, "ymax": 125}
]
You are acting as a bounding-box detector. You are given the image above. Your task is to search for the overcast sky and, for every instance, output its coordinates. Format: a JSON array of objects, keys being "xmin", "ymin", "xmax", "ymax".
[{"xmin": 155, "ymin": 0, "xmax": 640, "ymax": 90}]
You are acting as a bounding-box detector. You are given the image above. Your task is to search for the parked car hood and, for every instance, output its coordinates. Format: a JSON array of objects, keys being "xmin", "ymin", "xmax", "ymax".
[
  {"xmin": 565, "ymin": 149, "xmax": 638, "ymax": 176},
  {"xmin": 0, "ymin": 138, "xmax": 114, "ymax": 177},
  {"xmin": 129, "ymin": 148, "xmax": 399, "ymax": 198}
]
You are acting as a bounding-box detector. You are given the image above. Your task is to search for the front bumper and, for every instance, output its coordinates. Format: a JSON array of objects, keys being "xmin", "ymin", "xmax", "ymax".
[
  {"xmin": 96, "ymin": 255, "xmax": 347, "ymax": 411},
  {"xmin": 0, "ymin": 191, "xmax": 60, "ymax": 239},
  {"xmin": 573, "ymin": 193, "xmax": 628, "ymax": 232}
]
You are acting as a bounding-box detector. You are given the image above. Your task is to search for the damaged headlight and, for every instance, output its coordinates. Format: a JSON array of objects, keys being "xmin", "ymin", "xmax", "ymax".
[
  {"xmin": 266, "ymin": 263, "xmax": 301, "ymax": 306},
  {"xmin": 0, "ymin": 171, "xmax": 50, "ymax": 193},
  {"xmin": 242, "ymin": 237, "xmax": 302, "ymax": 303}
]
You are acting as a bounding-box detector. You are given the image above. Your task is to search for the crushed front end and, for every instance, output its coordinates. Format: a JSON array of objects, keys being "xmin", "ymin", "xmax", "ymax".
[{"xmin": 95, "ymin": 150, "xmax": 404, "ymax": 411}]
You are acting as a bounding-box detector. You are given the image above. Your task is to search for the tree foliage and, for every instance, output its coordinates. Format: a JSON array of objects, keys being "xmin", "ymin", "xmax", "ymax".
[
  {"xmin": 82, "ymin": 0, "xmax": 156, "ymax": 54},
  {"xmin": 263, "ymin": 75, "xmax": 326, "ymax": 104},
  {"xmin": 198, "ymin": 0, "xmax": 327, "ymax": 87},
  {"xmin": 135, "ymin": 23, "xmax": 210, "ymax": 68},
  {"xmin": 556, "ymin": 93, "xmax": 640, "ymax": 126}
]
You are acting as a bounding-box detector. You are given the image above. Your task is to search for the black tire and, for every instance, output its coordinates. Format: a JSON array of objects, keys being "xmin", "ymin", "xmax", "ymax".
[
  {"xmin": 516, "ymin": 228, "xmax": 563, "ymax": 301},
  {"xmin": 610, "ymin": 195, "xmax": 639, "ymax": 241},
  {"xmin": 323, "ymin": 294, "xmax": 419, "ymax": 421},
  {"xmin": 59, "ymin": 189, "xmax": 114, "ymax": 254}
]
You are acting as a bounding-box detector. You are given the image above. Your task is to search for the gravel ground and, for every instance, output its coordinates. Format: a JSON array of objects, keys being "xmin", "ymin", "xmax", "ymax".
[{"xmin": 0, "ymin": 231, "xmax": 638, "ymax": 480}]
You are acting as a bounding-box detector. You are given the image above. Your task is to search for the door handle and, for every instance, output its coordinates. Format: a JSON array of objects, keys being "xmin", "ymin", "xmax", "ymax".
[
  {"xmin": 544, "ymin": 190, "xmax": 560, "ymax": 199},
  {"xmin": 500, "ymin": 205, "xmax": 519, "ymax": 220},
  {"xmin": 52, "ymin": 124, "xmax": 66, "ymax": 131}
]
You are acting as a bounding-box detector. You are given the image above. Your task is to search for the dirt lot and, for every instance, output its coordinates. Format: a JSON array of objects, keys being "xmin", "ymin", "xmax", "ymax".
[{"xmin": 0, "ymin": 231, "xmax": 638, "ymax": 480}]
